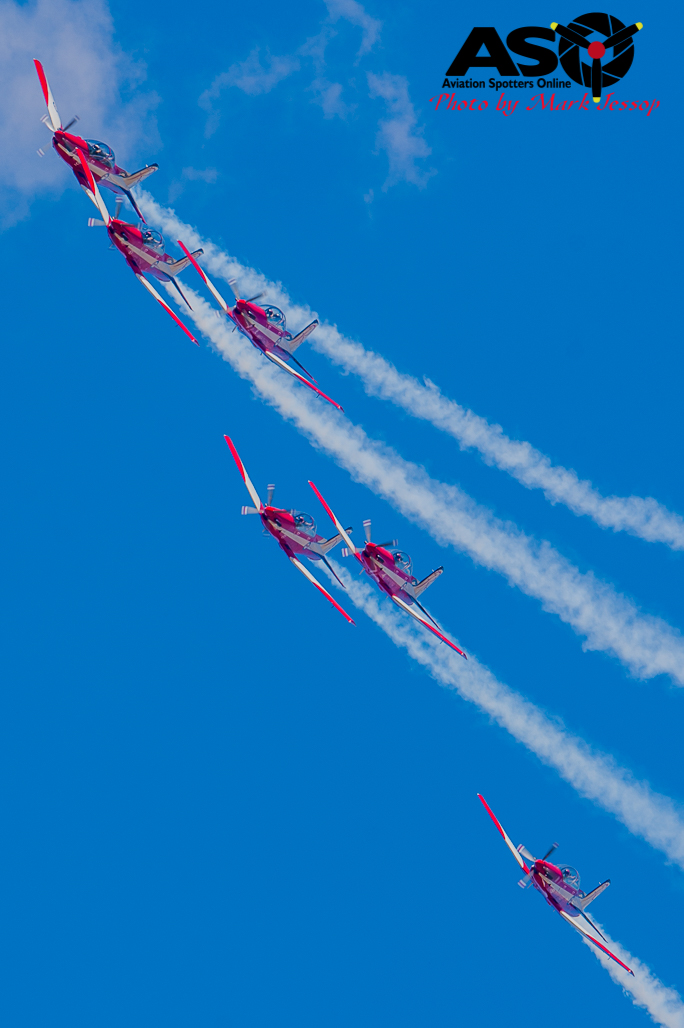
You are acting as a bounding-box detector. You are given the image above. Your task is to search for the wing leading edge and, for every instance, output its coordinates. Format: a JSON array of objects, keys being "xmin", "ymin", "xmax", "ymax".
[{"xmin": 477, "ymin": 795, "xmax": 529, "ymax": 872}]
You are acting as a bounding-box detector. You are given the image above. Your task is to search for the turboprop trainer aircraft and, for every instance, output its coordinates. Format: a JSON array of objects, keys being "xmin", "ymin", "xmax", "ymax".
[
  {"xmin": 177, "ymin": 242, "xmax": 344, "ymax": 411},
  {"xmin": 225, "ymin": 435, "xmax": 355, "ymax": 624},
  {"xmin": 79, "ymin": 152, "xmax": 201, "ymax": 344},
  {"xmin": 34, "ymin": 59, "xmax": 157, "ymax": 221},
  {"xmin": 308, "ymin": 481, "xmax": 467, "ymax": 657},
  {"xmin": 478, "ymin": 794, "xmax": 634, "ymax": 975}
]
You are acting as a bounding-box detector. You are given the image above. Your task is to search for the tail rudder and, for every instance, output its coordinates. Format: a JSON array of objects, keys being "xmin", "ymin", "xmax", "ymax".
[{"xmin": 413, "ymin": 566, "xmax": 444, "ymax": 598}]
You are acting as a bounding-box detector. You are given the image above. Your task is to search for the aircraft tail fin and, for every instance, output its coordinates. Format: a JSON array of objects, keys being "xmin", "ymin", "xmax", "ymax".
[
  {"xmin": 115, "ymin": 164, "xmax": 159, "ymax": 189},
  {"xmin": 286, "ymin": 319, "xmax": 319, "ymax": 352},
  {"xmin": 318, "ymin": 527, "xmax": 353, "ymax": 555},
  {"xmin": 413, "ymin": 566, "xmax": 444, "ymax": 598},
  {"xmin": 162, "ymin": 249, "xmax": 204, "ymax": 278},
  {"xmin": 576, "ymin": 880, "xmax": 610, "ymax": 910}
]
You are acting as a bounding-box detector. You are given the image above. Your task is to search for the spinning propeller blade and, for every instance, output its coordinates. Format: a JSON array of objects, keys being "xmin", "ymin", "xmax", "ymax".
[
  {"xmin": 245, "ymin": 293, "xmax": 264, "ymax": 304},
  {"xmin": 227, "ymin": 279, "xmax": 240, "ymax": 302},
  {"xmin": 363, "ymin": 519, "xmax": 372, "ymax": 543},
  {"xmin": 62, "ymin": 115, "xmax": 80, "ymax": 132},
  {"xmin": 541, "ymin": 843, "xmax": 559, "ymax": 862},
  {"xmin": 267, "ymin": 484, "xmax": 275, "ymax": 505},
  {"xmin": 518, "ymin": 845, "xmax": 535, "ymax": 862},
  {"xmin": 375, "ymin": 539, "xmax": 398, "ymax": 548},
  {"xmin": 114, "ymin": 196, "xmax": 123, "ymax": 220}
]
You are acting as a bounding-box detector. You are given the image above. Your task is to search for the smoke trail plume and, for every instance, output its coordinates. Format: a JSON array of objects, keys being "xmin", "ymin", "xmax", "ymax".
[
  {"xmin": 328, "ymin": 563, "xmax": 684, "ymax": 1023},
  {"xmin": 320, "ymin": 560, "xmax": 684, "ymax": 869},
  {"xmin": 586, "ymin": 927, "xmax": 684, "ymax": 1027},
  {"xmin": 142, "ymin": 193, "xmax": 684, "ymax": 552},
  {"xmin": 161, "ymin": 279, "xmax": 684, "ymax": 687}
]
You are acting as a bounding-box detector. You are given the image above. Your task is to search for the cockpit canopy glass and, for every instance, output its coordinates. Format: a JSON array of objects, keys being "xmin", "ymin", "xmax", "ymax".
[
  {"xmin": 291, "ymin": 511, "xmax": 316, "ymax": 536},
  {"xmin": 263, "ymin": 305, "xmax": 286, "ymax": 327},
  {"xmin": 391, "ymin": 550, "xmax": 412, "ymax": 571},
  {"xmin": 86, "ymin": 139, "xmax": 115, "ymax": 165},
  {"xmin": 139, "ymin": 225, "xmax": 165, "ymax": 252},
  {"xmin": 559, "ymin": 865, "xmax": 580, "ymax": 888}
]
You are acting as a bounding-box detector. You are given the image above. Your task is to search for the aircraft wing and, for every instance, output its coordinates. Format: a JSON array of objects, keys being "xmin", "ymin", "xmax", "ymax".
[
  {"xmin": 34, "ymin": 59, "xmax": 61, "ymax": 131},
  {"xmin": 177, "ymin": 240, "xmax": 231, "ymax": 313},
  {"xmin": 263, "ymin": 351, "xmax": 344, "ymax": 412},
  {"xmin": 76, "ymin": 149, "xmax": 111, "ymax": 221},
  {"xmin": 288, "ymin": 555, "xmax": 355, "ymax": 625},
  {"xmin": 223, "ymin": 435, "xmax": 263, "ymax": 511},
  {"xmin": 308, "ymin": 481, "xmax": 356, "ymax": 555},
  {"xmin": 558, "ymin": 910, "xmax": 634, "ymax": 975},
  {"xmin": 391, "ymin": 595, "xmax": 467, "ymax": 658},
  {"xmin": 134, "ymin": 274, "xmax": 199, "ymax": 345},
  {"xmin": 477, "ymin": 795, "xmax": 529, "ymax": 872}
]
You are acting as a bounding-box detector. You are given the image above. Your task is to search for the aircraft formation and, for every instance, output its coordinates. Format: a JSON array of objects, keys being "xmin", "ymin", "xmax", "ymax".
[{"xmin": 33, "ymin": 59, "xmax": 638, "ymax": 984}]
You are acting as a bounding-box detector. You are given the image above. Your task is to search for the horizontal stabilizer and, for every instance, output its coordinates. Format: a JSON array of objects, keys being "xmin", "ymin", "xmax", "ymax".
[
  {"xmin": 111, "ymin": 164, "xmax": 159, "ymax": 189},
  {"xmin": 318, "ymin": 527, "xmax": 353, "ymax": 555},
  {"xmin": 413, "ymin": 566, "xmax": 444, "ymax": 598},
  {"xmin": 575, "ymin": 880, "xmax": 610, "ymax": 910},
  {"xmin": 241, "ymin": 505, "xmax": 259, "ymax": 515},
  {"xmin": 162, "ymin": 248, "xmax": 204, "ymax": 278},
  {"xmin": 287, "ymin": 319, "xmax": 319, "ymax": 352}
]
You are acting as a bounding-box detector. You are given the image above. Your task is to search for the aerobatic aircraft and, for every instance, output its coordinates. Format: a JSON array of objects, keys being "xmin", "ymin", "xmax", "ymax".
[
  {"xmin": 78, "ymin": 153, "xmax": 201, "ymax": 344},
  {"xmin": 225, "ymin": 435, "xmax": 355, "ymax": 624},
  {"xmin": 177, "ymin": 242, "xmax": 344, "ymax": 411},
  {"xmin": 308, "ymin": 482, "xmax": 467, "ymax": 657},
  {"xmin": 477, "ymin": 794, "xmax": 634, "ymax": 975},
  {"xmin": 34, "ymin": 59, "xmax": 157, "ymax": 221}
]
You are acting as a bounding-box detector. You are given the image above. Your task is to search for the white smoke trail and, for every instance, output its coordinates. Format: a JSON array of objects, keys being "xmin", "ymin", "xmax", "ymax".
[
  {"xmin": 319, "ymin": 559, "xmax": 684, "ymax": 870},
  {"xmin": 161, "ymin": 280, "xmax": 684, "ymax": 687},
  {"xmin": 586, "ymin": 927, "xmax": 684, "ymax": 1028},
  {"xmin": 142, "ymin": 192, "xmax": 684, "ymax": 552},
  {"xmin": 321, "ymin": 564, "xmax": 684, "ymax": 1026}
]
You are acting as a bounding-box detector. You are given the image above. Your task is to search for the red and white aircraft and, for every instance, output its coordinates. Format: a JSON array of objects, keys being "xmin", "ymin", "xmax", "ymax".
[
  {"xmin": 34, "ymin": 59, "xmax": 157, "ymax": 222},
  {"xmin": 79, "ymin": 152, "xmax": 201, "ymax": 344},
  {"xmin": 225, "ymin": 435, "xmax": 355, "ymax": 624},
  {"xmin": 177, "ymin": 242, "xmax": 344, "ymax": 411},
  {"xmin": 478, "ymin": 794, "xmax": 634, "ymax": 975},
  {"xmin": 308, "ymin": 482, "xmax": 467, "ymax": 657}
]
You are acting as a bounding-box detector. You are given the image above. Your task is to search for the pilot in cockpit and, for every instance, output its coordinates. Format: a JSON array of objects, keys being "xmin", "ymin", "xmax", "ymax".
[
  {"xmin": 139, "ymin": 225, "xmax": 165, "ymax": 252},
  {"xmin": 86, "ymin": 139, "xmax": 115, "ymax": 166},
  {"xmin": 292, "ymin": 511, "xmax": 316, "ymax": 536},
  {"xmin": 263, "ymin": 306, "xmax": 286, "ymax": 327}
]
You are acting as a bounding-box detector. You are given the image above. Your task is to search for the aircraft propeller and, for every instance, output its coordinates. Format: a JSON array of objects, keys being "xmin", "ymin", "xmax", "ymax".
[
  {"xmin": 267, "ymin": 483, "xmax": 275, "ymax": 505},
  {"xmin": 517, "ymin": 841, "xmax": 558, "ymax": 888},
  {"xmin": 228, "ymin": 278, "xmax": 264, "ymax": 305}
]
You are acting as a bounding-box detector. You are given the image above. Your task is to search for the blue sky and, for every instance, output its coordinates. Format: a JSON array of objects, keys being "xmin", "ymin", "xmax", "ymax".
[{"xmin": 0, "ymin": 0, "xmax": 682, "ymax": 1024}]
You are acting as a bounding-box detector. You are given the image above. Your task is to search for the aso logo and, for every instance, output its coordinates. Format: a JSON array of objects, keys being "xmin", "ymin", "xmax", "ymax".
[{"xmin": 445, "ymin": 14, "xmax": 643, "ymax": 102}]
